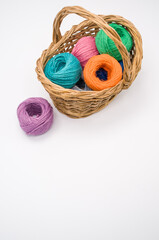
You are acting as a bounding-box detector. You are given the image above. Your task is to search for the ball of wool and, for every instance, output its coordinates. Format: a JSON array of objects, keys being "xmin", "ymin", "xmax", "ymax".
[
  {"xmin": 83, "ymin": 54, "xmax": 122, "ymax": 91},
  {"xmin": 95, "ymin": 23, "xmax": 133, "ymax": 61},
  {"xmin": 74, "ymin": 71, "xmax": 91, "ymax": 91},
  {"xmin": 71, "ymin": 36, "xmax": 99, "ymax": 68},
  {"xmin": 44, "ymin": 53, "xmax": 82, "ymax": 89},
  {"xmin": 96, "ymin": 61, "xmax": 123, "ymax": 81},
  {"xmin": 96, "ymin": 68, "xmax": 108, "ymax": 80},
  {"xmin": 119, "ymin": 60, "xmax": 124, "ymax": 72},
  {"xmin": 76, "ymin": 77, "xmax": 85, "ymax": 89},
  {"xmin": 17, "ymin": 98, "xmax": 53, "ymax": 136}
]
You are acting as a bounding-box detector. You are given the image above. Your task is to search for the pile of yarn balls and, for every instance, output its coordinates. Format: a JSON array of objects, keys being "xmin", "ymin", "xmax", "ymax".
[
  {"xmin": 44, "ymin": 23, "xmax": 133, "ymax": 91},
  {"xmin": 17, "ymin": 23, "xmax": 133, "ymax": 136}
]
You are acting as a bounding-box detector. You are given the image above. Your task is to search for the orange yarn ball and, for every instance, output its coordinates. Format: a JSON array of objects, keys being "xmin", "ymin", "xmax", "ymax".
[{"xmin": 83, "ymin": 54, "xmax": 122, "ymax": 91}]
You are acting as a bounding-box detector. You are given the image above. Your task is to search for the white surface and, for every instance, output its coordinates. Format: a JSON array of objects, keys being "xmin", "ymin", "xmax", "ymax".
[{"xmin": 0, "ymin": 0, "xmax": 159, "ymax": 239}]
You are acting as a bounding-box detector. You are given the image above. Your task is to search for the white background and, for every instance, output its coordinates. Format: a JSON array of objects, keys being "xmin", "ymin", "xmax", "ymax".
[{"xmin": 0, "ymin": 0, "xmax": 159, "ymax": 239}]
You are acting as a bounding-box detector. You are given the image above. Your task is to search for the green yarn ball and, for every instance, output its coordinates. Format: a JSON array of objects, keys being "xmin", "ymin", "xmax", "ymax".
[{"xmin": 95, "ymin": 23, "xmax": 133, "ymax": 61}]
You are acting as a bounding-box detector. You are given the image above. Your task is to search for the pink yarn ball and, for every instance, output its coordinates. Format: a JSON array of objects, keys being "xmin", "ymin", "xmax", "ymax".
[{"xmin": 71, "ymin": 36, "xmax": 99, "ymax": 68}]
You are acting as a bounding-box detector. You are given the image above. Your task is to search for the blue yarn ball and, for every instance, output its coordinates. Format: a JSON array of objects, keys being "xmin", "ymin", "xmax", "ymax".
[
  {"xmin": 44, "ymin": 53, "xmax": 82, "ymax": 89},
  {"xmin": 96, "ymin": 68, "xmax": 108, "ymax": 80},
  {"xmin": 96, "ymin": 61, "xmax": 124, "ymax": 82},
  {"xmin": 119, "ymin": 60, "xmax": 124, "ymax": 72}
]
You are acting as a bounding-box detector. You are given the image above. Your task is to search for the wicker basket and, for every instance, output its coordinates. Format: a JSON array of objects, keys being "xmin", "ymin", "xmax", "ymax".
[{"xmin": 36, "ymin": 6, "xmax": 143, "ymax": 118}]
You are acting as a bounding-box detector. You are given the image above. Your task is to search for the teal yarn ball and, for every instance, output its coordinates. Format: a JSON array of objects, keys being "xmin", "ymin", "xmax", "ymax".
[
  {"xmin": 44, "ymin": 53, "xmax": 82, "ymax": 89},
  {"xmin": 95, "ymin": 23, "xmax": 133, "ymax": 61}
]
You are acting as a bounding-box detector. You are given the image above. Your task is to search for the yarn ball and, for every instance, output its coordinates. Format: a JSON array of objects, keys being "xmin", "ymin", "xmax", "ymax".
[
  {"xmin": 17, "ymin": 97, "xmax": 53, "ymax": 136},
  {"xmin": 83, "ymin": 54, "xmax": 122, "ymax": 91},
  {"xmin": 71, "ymin": 36, "xmax": 99, "ymax": 68},
  {"xmin": 44, "ymin": 53, "xmax": 82, "ymax": 89},
  {"xmin": 96, "ymin": 68, "xmax": 108, "ymax": 80},
  {"xmin": 74, "ymin": 72, "xmax": 91, "ymax": 91},
  {"xmin": 76, "ymin": 77, "xmax": 85, "ymax": 89},
  {"xmin": 95, "ymin": 23, "xmax": 133, "ymax": 61},
  {"xmin": 119, "ymin": 60, "xmax": 124, "ymax": 72},
  {"xmin": 96, "ymin": 60, "xmax": 123, "ymax": 81}
]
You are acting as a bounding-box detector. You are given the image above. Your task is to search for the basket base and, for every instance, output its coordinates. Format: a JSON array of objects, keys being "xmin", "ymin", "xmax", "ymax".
[{"xmin": 51, "ymin": 94, "xmax": 117, "ymax": 118}]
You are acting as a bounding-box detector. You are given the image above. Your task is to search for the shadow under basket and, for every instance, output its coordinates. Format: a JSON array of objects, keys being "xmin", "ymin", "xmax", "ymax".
[{"xmin": 36, "ymin": 6, "xmax": 143, "ymax": 118}]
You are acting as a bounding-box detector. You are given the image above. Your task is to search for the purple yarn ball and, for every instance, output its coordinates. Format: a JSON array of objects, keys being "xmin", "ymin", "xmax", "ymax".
[{"xmin": 17, "ymin": 97, "xmax": 53, "ymax": 136}]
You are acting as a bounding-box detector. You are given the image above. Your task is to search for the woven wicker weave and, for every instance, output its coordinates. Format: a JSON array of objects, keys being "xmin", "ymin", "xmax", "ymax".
[{"xmin": 36, "ymin": 6, "xmax": 143, "ymax": 118}]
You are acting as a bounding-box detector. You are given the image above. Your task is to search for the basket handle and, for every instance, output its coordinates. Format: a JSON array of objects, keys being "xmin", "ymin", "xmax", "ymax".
[
  {"xmin": 52, "ymin": 6, "xmax": 131, "ymax": 86},
  {"xmin": 53, "ymin": 6, "xmax": 122, "ymax": 44}
]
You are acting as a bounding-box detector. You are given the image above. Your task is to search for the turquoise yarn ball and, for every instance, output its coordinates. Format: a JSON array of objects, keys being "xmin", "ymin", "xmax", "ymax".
[
  {"xmin": 95, "ymin": 23, "xmax": 133, "ymax": 61},
  {"xmin": 44, "ymin": 53, "xmax": 82, "ymax": 89}
]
